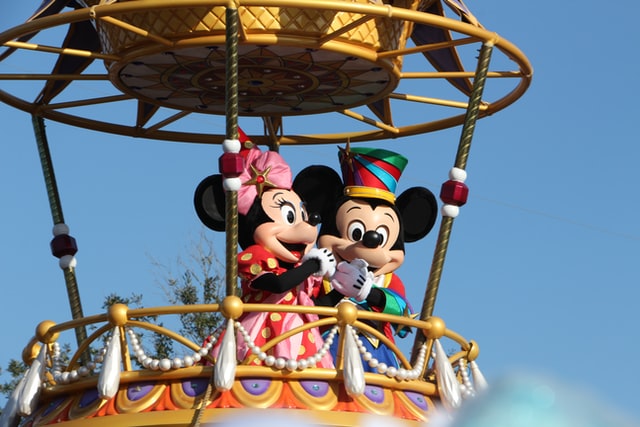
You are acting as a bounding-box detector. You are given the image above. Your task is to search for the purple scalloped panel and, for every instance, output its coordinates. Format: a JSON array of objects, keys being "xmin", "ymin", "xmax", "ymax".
[
  {"xmin": 241, "ymin": 378, "xmax": 271, "ymax": 395},
  {"xmin": 183, "ymin": 378, "xmax": 209, "ymax": 397},
  {"xmin": 403, "ymin": 391, "xmax": 429, "ymax": 411},
  {"xmin": 127, "ymin": 381, "xmax": 155, "ymax": 401},
  {"xmin": 300, "ymin": 380, "xmax": 329, "ymax": 398}
]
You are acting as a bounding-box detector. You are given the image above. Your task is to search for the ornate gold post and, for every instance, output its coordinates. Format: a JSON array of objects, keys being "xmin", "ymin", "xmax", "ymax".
[
  {"xmin": 412, "ymin": 41, "xmax": 494, "ymax": 360},
  {"xmin": 224, "ymin": 1, "xmax": 240, "ymax": 298},
  {"xmin": 32, "ymin": 114, "xmax": 88, "ymax": 353}
]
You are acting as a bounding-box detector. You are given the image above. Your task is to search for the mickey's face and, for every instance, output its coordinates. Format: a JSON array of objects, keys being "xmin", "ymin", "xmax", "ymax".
[
  {"xmin": 253, "ymin": 189, "xmax": 317, "ymax": 264},
  {"xmin": 318, "ymin": 198, "xmax": 404, "ymax": 276}
]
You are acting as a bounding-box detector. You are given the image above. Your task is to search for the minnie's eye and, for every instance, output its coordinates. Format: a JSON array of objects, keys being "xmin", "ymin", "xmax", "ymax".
[
  {"xmin": 347, "ymin": 221, "xmax": 365, "ymax": 241},
  {"xmin": 280, "ymin": 204, "xmax": 296, "ymax": 225},
  {"xmin": 376, "ymin": 226, "xmax": 389, "ymax": 246}
]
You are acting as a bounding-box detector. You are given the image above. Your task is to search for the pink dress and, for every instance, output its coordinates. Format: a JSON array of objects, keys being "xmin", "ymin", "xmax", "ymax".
[{"xmin": 231, "ymin": 245, "xmax": 334, "ymax": 367}]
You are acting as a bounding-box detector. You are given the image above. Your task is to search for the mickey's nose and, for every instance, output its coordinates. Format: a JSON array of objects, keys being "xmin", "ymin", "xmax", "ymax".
[{"xmin": 362, "ymin": 230, "xmax": 383, "ymax": 248}]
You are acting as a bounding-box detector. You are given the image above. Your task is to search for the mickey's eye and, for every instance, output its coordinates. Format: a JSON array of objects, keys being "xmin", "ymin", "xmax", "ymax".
[
  {"xmin": 280, "ymin": 204, "xmax": 296, "ymax": 225},
  {"xmin": 347, "ymin": 221, "xmax": 365, "ymax": 241},
  {"xmin": 376, "ymin": 226, "xmax": 389, "ymax": 247}
]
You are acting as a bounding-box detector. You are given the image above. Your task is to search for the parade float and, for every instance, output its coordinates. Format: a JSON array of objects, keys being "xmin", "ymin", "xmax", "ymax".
[{"xmin": 0, "ymin": 0, "xmax": 532, "ymax": 425}]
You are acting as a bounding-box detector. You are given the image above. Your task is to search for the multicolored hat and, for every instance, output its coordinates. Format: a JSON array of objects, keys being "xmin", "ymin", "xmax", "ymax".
[{"xmin": 339, "ymin": 145, "xmax": 408, "ymax": 204}]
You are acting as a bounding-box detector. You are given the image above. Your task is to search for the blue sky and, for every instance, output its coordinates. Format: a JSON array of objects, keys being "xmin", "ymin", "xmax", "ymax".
[{"xmin": 1, "ymin": 1, "xmax": 639, "ymax": 424}]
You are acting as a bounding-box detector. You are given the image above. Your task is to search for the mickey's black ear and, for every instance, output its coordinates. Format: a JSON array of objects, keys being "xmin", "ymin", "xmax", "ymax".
[
  {"xmin": 293, "ymin": 165, "xmax": 343, "ymax": 222},
  {"xmin": 396, "ymin": 187, "xmax": 438, "ymax": 242},
  {"xmin": 194, "ymin": 174, "xmax": 226, "ymax": 231}
]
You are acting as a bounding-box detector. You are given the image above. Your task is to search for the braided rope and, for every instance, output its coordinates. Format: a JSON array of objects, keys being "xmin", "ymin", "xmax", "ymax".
[
  {"xmin": 32, "ymin": 115, "xmax": 89, "ymax": 352},
  {"xmin": 411, "ymin": 42, "xmax": 495, "ymax": 360}
]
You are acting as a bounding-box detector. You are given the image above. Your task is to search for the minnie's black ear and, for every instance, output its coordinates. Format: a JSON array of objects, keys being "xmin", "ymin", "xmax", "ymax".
[
  {"xmin": 194, "ymin": 174, "xmax": 226, "ymax": 231},
  {"xmin": 396, "ymin": 187, "xmax": 438, "ymax": 242},
  {"xmin": 293, "ymin": 165, "xmax": 343, "ymax": 223}
]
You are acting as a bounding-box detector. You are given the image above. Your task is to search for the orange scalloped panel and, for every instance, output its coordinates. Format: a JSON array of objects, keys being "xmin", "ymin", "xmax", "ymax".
[{"xmin": 392, "ymin": 390, "xmax": 436, "ymax": 421}]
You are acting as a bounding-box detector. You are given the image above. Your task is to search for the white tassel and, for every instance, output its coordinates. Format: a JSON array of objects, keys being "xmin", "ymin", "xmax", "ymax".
[
  {"xmin": 17, "ymin": 345, "xmax": 46, "ymax": 416},
  {"xmin": 470, "ymin": 360, "xmax": 488, "ymax": 392},
  {"xmin": 343, "ymin": 325, "xmax": 365, "ymax": 397},
  {"xmin": 214, "ymin": 319, "xmax": 237, "ymax": 391},
  {"xmin": 98, "ymin": 327, "xmax": 122, "ymax": 399},
  {"xmin": 434, "ymin": 339, "xmax": 462, "ymax": 411},
  {"xmin": 1, "ymin": 373, "xmax": 27, "ymax": 426}
]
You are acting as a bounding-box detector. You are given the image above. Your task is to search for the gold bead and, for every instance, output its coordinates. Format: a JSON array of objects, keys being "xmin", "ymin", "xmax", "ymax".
[
  {"xmin": 336, "ymin": 301, "xmax": 358, "ymax": 326},
  {"xmin": 22, "ymin": 342, "xmax": 41, "ymax": 365},
  {"xmin": 466, "ymin": 340, "xmax": 480, "ymax": 361},
  {"xmin": 422, "ymin": 316, "xmax": 446, "ymax": 339},
  {"xmin": 221, "ymin": 295, "xmax": 244, "ymax": 320},
  {"xmin": 108, "ymin": 303, "xmax": 129, "ymax": 326},
  {"xmin": 35, "ymin": 320, "xmax": 59, "ymax": 343}
]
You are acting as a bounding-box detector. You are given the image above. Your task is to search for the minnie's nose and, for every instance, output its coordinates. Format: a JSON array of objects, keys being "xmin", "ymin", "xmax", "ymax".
[
  {"xmin": 307, "ymin": 212, "xmax": 321, "ymax": 226},
  {"xmin": 362, "ymin": 230, "xmax": 382, "ymax": 248}
]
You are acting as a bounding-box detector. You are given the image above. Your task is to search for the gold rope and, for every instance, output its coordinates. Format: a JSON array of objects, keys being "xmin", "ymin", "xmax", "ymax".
[
  {"xmin": 411, "ymin": 41, "xmax": 495, "ymax": 360},
  {"xmin": 191, "ymin": 5, "xmax": 241, "ymax": 427},
  {"xmin": 32, "ymin": 114, "xmax": 89, "ymax": 354}
]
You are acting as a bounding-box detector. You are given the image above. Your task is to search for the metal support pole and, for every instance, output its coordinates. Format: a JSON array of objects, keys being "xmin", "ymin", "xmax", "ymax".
[
  {"xmin": 32, "ymin": 114, "xmax": 88, "ymax": 351},
  {"xmin": 411, "ymin": 41, "xmax": 494, "ymax": 360}
]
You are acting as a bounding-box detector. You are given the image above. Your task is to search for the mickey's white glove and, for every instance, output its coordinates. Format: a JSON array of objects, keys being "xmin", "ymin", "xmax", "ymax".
[
  {"xmin": 301, "ymin": 247, "xmax": 336, "ymax": 277},
  {"xmin": 331, "ymin": 259, "xmax": 374, "ymax": 302}
]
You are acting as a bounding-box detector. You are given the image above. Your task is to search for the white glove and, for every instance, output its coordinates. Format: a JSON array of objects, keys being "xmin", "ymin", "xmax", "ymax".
[
  {"xmin": 330, "ymin": 259, "xmax": 374, "ymax": 302},
  {"xmin": 301, "ymin": 247, "xmax": 336, "ymax": 277}
]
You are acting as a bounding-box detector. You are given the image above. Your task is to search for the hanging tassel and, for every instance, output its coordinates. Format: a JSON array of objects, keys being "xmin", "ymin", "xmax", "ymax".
[
  {"xmin": 1, "ymin": 372, "xmax": 27, "ymax": 426},
  {"xmin": 98, "ymin": 327, "xmax": 122, "ymax": 399},
  {"xmin": 214, "ymin": 319, "xmax": 237, "ymax": 391},
  {"xmin": 434, "ymin": 339, "xmax": 462, "ymax": 411},
  {"xmin": 470, "ymin": 360, "xmax": 488, "ymax": 392},
  {"xmin": 343, "ymin": 325, "xmax": 365, "ymax": 397},
  {"xmin": 17, "ymin": 345, "xmax": 46, "ymax": 416}
]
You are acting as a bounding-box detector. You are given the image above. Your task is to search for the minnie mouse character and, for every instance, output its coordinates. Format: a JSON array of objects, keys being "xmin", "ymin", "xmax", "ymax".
[
  {"xmin": 194, "ymin": 136, "xmax": 335, "ymax": 367},
  {"xmin": 294, "ymin": 145, "xmax": 437, "ymax": 371}
]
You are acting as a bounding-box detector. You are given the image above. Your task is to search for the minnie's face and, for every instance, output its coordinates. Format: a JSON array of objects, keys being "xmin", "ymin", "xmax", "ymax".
[
  {"xmin": 318, "ymin": 198, "xmax": 404, "ymax": 276},
  {"xmin": 253, "ymin": 189, "xmax": 318, "ymax": 263}
]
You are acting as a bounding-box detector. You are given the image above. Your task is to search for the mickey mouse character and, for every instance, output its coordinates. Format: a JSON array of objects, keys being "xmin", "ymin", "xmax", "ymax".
[
  {"xmin": 194, "ymin": 136, "xmax": 335, "ymax": 367},
  {"xmin": 295, "ymin": 145, "xmax": 437, "ymax": 371}
]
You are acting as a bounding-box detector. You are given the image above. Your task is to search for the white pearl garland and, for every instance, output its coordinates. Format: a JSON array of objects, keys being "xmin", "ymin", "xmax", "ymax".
[
  {"xmin": 51, "ymin": 342, "xmax": 100, "ymax": 385},
  {"xmin": 127, "ymin": 328, "xmax": 219, "ymax": 371},
  {"xmin": 235, "ymin": 322, "xmax": 339, "ymax": 371},
  {"xmin": 347, "ymin": 326, "xmax": 427, "ymax": 381},
  {"xmin": 50, "ymin": 323, "xmax": 432, "ymax": 384},
  {"xmin": 458, "ymin": 359, "xmax": 476, "ymax": 399}
]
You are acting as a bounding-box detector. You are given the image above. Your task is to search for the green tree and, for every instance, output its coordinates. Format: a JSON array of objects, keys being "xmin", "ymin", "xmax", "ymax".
[{"xmin": 0, "ymin": 231, "xmax": 226, "ymax": 413}]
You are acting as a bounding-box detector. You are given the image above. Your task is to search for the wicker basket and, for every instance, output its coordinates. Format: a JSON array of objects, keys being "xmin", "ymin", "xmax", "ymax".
[{"xmin": 89, "ymin": 0, "xmax": 419, "ymax": 62}]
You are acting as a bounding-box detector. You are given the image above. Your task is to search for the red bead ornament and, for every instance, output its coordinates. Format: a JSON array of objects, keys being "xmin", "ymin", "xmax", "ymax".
[
  {"xmin": 50, "ymin": 234, "xmax": 78, "ymax": 258},
  {"xmin": 440, "ymin": 180, "xmax": 469, "ymax": 206},
  {"xmin": 219, "ymin": 152, "xmax": 245, "ymax": 177}
]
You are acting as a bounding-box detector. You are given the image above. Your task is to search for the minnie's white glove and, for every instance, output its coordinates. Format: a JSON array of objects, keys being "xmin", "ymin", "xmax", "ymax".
[
  {"xmin": 331, "ymin": 259, "xmax": 374, "ymax": 302},
  {"xmin": 301, "ymin": 247, "xmax": 336, "ymax": 277}
]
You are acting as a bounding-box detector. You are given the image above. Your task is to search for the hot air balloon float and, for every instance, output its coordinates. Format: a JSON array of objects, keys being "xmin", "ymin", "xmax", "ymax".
[{"xmin": 0, "ymin": 0, "xmax": 532, "ymax": 425}]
